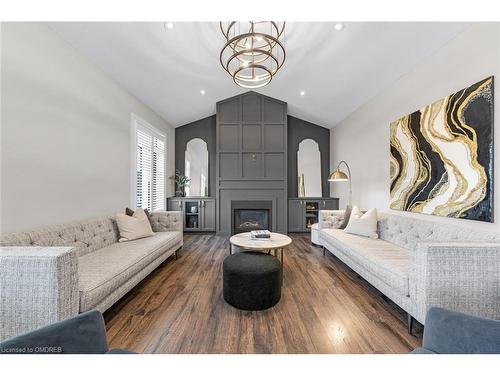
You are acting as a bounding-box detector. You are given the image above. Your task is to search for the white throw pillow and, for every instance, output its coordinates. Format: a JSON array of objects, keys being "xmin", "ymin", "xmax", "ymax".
[
  {"xmin": 116, "ymin": 208, "xmax": 154, "ymax": 242},
  {"xmin": 343, "ymin": 206, "xmax": 378, "ymax": 239}
]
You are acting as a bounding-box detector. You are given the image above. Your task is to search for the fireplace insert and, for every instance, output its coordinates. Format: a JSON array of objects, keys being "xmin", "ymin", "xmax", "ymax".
[
  {"xmin": 231, "ymin": 200, "xmax": 273, "ymax": 234},
  {"xmin": 233, "ymin": 209, "xmax": 270, "ymax": 233}
]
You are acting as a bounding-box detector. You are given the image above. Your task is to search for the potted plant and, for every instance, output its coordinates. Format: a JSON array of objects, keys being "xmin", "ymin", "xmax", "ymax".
[{"xmin": 170, "ymin": 169, "xmax": 190, "ymax": 197}]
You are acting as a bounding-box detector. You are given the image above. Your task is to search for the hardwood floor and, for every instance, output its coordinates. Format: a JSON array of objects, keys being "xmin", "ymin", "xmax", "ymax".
[{"xmin": 104, "ymin": 234, "xmax": 423, "ymax": 353}]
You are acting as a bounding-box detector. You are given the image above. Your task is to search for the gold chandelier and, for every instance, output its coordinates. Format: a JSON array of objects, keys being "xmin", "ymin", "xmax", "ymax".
[{"xmin": 220, "ymin": 21, "xmax": 286, "ymax": 89}]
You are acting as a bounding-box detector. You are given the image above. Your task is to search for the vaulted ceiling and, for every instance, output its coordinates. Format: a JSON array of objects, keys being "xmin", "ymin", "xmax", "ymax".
[{"xmin": 48, "ymin": 22, "xmax": 468, "ymax": 128}]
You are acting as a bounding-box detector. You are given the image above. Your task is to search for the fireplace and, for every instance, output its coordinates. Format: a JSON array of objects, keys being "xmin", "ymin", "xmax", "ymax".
[
  {"xmin": 231, "ymin": 200, "xmax": 272, "ymax": 234},
  {"xmin": 234, "ymin": 209, "xmax": 270, "ymax": 233}
]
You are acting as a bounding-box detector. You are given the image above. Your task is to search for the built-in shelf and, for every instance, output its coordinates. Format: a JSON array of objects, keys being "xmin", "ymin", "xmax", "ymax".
[
  {"xmin": 167, "ymin": 197, "xmax": 216, "ymax": 232},
  {"xmin": 288, "ymin": 197, "xmax": 339, "ymax": 233}
]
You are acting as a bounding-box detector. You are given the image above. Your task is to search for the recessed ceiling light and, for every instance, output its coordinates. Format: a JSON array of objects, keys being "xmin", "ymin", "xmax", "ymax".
[
  {"xmin": 300, "ymin": 91, "xmax": 305, "ymax": 96},
  {"xmin": 334, "ymin": 23, "xmax": 345, "ymax": 31},
  {"xmin": 165, "ymin": 22, "xmax": 174, "ymax": 30},
  {"xmin": 200, "ymin": 89, "xmax": 206, "ymax": 95}
]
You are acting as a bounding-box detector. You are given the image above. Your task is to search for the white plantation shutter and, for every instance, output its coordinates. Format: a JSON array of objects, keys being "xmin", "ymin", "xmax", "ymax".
[
  {"xmin": 152, "ymin": 137, "xmax": 165, "ymax": 211},
  {"xmin": 136, "ymin": 129, "xmax": 153, "ymax": 210},
  {"xmin": 133, "ymin": 115, "xmax": 166, "ymax": 211}
]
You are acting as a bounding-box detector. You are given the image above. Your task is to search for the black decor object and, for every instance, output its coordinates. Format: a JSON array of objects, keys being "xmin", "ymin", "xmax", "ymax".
[{"xmin": 223, "ymin": 252, "xmax": 281, "ymax": 310}]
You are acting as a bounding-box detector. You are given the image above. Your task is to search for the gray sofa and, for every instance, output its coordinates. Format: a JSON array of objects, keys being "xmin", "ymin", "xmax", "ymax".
[
  {"xmin": 0, "ymin": 211, "xmax": 182, "ymax": 341},
  {"xmin": 0, "ymin": 310, "xmax": 134, "ymax": 354},
  {"xmin": 318, "ymin": 210, "xmax": 500, "ymax": 330},
  {"xmin": 412, "ymin": 307, "xmax": 500, "ymax": 354}
]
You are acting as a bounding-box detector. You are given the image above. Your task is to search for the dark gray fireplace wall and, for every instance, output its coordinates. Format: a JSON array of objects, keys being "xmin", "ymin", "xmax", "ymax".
[
  {"xmin": 175, "ymin": 115, "xmax": 216, "ymax": 196},
  {"xmin": 216, "ymin": 92, "xmax": 288, "ymax": 235},
  {"xmin": 287, "ymin": 116, "xmax": 331, "ymax": 197}
]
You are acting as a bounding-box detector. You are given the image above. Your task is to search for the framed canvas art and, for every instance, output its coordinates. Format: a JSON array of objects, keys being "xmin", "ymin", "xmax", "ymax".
[{"xmin": 390, "ymin": 76, "xmax": 494, "ymax": 222}]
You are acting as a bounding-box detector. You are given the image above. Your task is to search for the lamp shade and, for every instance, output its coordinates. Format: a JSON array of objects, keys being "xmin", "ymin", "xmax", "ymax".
[{"xmin": 328, "ymin": 170, "xmax": 349, "ymax": 181}]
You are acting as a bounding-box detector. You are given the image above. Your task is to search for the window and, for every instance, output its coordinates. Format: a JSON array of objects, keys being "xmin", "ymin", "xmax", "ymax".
[{"xmin": 131, "ymin": 114, "xmax": 166, "ymax": 211}]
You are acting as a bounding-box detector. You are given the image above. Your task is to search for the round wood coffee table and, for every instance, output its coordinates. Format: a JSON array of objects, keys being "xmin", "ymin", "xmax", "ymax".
[{"xmin": 229, "ymin": 232, "xmax": 292, "ymax": 281}]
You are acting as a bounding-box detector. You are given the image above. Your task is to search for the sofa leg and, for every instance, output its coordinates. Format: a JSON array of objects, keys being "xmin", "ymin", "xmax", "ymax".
[
  {"xmin": 322, "ymin": 246, "xmax": 325, "ymax": 256},
  {"xmin": 407, "ymin": 313, "xmax": 414, "ymax": 335}
]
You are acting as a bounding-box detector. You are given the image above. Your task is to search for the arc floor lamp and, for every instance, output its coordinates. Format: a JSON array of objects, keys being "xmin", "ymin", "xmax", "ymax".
[{"xmin": 328, "ymin": 160, "xmax": 352, "ymax": 207}]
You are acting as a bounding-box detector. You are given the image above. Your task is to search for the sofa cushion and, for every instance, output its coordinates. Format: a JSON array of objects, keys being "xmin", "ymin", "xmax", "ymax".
[
  {"xmin": 78, "ymin": 231, "xmax": 182, "ymax": 311},
  {"xmin": 126, "ymin": 207, "xmax": 153, "ymax": 226},
  {"xmin": 344, "ymin": 206, "xmax": 378, "ymax": 238},
  {"xmin": 338, "ymin": 205, "xmax": 352, "ymax": 229},
  {"xmin": 321, "ymin": 229, "xmax": 410, "ymax": 296},
  {"xmin": 116, "ymin": 208, "xmax": 154, "ymax": 242}
]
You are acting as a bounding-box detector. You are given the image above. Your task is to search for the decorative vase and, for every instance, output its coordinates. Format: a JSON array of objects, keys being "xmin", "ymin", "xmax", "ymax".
[
  {"xmin": 298, "ymin": 174, "xmax": 305, "ymax": 197},
  {"xmin": 175, "ymin": 189, "xmax": 184, "ymax": 197}
]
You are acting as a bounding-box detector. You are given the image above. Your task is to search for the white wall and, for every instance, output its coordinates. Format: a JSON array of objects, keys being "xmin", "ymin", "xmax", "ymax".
[
  {"xmin": 330, "ymin": 23, "xmax": 500, "ymax": 233},
  {"xmin": 1, "ymin": 23, "xmax": 175, "ymax": 233}
]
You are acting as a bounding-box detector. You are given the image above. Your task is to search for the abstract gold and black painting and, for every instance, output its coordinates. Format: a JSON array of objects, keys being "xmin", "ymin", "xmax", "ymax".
[{"xmin": 390, "ymin": 76, "xmax": 494, "ymax": 222}]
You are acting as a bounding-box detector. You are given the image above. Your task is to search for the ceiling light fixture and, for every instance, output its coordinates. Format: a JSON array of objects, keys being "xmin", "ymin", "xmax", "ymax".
[
  {"xmin": 200, "ymin": 89, "xmax": 206, "ymax": 95},
  {"xmin": 220, "ymin": 21, "xmax": 286, "ymax": 89},
  {"xmin": 165, "ymin": 22, "xmax": 174, "ymax": 30},
  {"xmin": 334, "ymin": 23, "xmax": 345, "ymax": 31},
  {"xmin": 300, "ymin": 91, "xmax": 305, "ymax": 96}
]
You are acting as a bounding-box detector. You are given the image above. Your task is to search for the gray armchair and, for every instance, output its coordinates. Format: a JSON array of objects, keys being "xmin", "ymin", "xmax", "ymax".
[
  {"xmin": 412, "ymin": 307, "xmax": 500, "ymax": 354},
  {"xmin": 0, "ymin": 310, "xmax": 134, "ymax": 354}
]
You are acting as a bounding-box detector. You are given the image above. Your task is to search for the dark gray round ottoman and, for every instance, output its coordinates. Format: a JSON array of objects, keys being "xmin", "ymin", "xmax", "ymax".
[{"xmin": 223, "ymin": 251, "xmax": 282, "ymax": 311}]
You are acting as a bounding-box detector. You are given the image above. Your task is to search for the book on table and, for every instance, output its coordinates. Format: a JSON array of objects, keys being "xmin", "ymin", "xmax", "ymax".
[{"xmin": 250, "ymin": 230, "xmax": 271, "ymax": 239}]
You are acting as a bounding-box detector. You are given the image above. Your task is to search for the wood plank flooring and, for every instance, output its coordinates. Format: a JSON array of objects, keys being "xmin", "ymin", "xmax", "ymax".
[{"xmin": 104, "ymin": 234, "xmax": 422, "ymax": 353}]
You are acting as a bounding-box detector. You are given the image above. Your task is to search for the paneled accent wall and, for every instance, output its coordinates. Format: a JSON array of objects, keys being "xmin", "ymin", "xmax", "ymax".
[{"xmin": 216, "ymin": 92, "xmax": 288, "ymax": 235}]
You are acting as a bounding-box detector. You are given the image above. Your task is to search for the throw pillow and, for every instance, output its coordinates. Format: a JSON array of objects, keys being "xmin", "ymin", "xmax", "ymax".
[
  {"xmin": 338, "ymin": 205, "xmax": 352, "ymax": 230},
  {"xmin": 325, "ymin": 214, "xmax": 343, "ymax": 229},
  {"xmin": 126, "ymin": 207, "xmax": 153, "ymax": 226},
  {"xmin": 116, "ymin": 208, "xmax": 154, "ymax": 242},
  {"xmin": 343, "ymin": 206, "xmax": 378, "ymax": 239}
]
